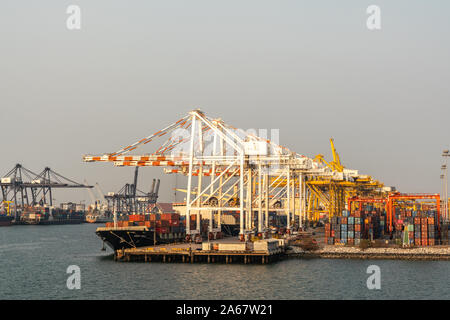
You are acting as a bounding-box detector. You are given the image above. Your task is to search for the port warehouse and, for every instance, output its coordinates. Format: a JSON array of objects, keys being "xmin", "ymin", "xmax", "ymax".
[{"xmin": 1, "ymin": 110, "xmax": 450, "ymax": 259}]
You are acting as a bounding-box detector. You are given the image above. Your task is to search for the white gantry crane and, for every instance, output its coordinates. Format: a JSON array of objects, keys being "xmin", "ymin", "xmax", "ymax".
[{"xmin": 83, "ymin": 109, "xmax": 330, "ymax": 238}]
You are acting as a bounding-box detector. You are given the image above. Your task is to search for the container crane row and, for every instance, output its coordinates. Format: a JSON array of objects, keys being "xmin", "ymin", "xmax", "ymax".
[{"xmin": 83, "ymin": 109, "xmax": 384, "ymax": 238}]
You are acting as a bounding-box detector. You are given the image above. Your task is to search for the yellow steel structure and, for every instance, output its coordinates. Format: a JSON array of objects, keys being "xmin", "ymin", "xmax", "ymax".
[
  {"xmin": 2, "ymin": 201, "xmax": 13, "ymax": 216},
  {"xmin": 305, "ymin": 139, "xmax": 384, "ymax": 221}
]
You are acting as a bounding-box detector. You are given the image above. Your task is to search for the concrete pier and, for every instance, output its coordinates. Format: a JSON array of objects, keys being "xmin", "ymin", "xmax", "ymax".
[{"xmin": 115, "ymin": 238, "xmax": 285, "ymax": 264}]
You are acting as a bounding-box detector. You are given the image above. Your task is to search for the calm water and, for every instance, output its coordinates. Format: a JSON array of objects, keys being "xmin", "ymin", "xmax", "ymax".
[{"xmin": 0, "ymin": 224, "xmax": 449, "ymax": 300}]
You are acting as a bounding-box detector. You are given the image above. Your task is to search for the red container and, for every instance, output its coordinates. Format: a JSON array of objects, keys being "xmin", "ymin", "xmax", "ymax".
[
  {"xmin": 414, "ymin": 217, "xmax": 421, "ymax": 224},
  {"xmin": 341, "ymin": 217, "xmax": 348, "ymax": 224},
  {"xmin": 428, "ymin": 239, "xmax": 435, "ymax": 246},
  {"xmin": 160, "ymin": 227, "xmax": 170, "ymax": 234},
  {"xmin": 157, "ymin": 220, "xmax": 169, "ymax": 227},
  {"xmin": 355, "ymin": 225, "xmax": 361, "ymax": 232},
  {"xmin": 331, "ymin": 230, "xmax": 335, "ymax": 237},
  {"xmin": 169, "ymin": 220, "xmax": 179, "ymax": 227},
  {"xmin": 421, "ymin": 218, "xmax": 427, "ymax": 224},
  {"xmin": 428, "ymin": 217, "xmax": 435, "ymax": 225},
  {"xmin": 129, "ymin": 215, "xmax": 145, "ymax": 222},
  {"xmin": 160, "ymin": 213, "xmax": 169, "ymax": 220},
  {"xmin": 422, "ymin": 240, "xmax": 428, "ymax": 246},
  {"xmin": 354, "ymin": 211, "xmax": 361, "ymax": 218}
]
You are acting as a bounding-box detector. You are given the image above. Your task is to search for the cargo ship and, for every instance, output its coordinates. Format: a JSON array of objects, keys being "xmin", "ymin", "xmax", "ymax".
[
  {"xmin": 85, "ymin": 213, "xmax": 113, "ymax": 224},
  {"xmin": 95, "ymin": 203, "xmax": 233, "ymax": 251},
  {"xmin": 20, "ymin": 206, "xmax": 84, "ymax": 225},
  {"xmin": 96, "ymin": 212, "xmax": 186, "ymax": 251},
  {"xmin": 0, "ymin": 214, "xmax": 14, "ymax": 226}
]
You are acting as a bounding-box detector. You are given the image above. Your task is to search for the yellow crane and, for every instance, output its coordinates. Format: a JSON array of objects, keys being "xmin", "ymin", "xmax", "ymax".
[
  {"xmin": 306, "ymin": 139, "xmax": 383, "ymax": 221},
  {"xmin": 2, "ymin": 201, "xmax": 13, "ymax": 216},
  {"xmin": 314, "ymin": 138, "xmax": 344, "ymax": 172}
]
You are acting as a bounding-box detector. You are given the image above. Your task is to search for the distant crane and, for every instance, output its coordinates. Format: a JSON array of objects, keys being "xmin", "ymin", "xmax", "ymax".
[
  {"xmin": 104, "ymin": 167, "xmax": 160, "ymax": 214},
  {"xmin": 1, "ymin": 164, "xmax": 92, "ymax": 220}
]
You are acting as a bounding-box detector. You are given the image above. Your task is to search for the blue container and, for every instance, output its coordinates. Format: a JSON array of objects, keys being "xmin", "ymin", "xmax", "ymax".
[
  {"xmin": 341, "ymin": 224, "xmax": 348, "ymax": 231},
  {"xmin": 355, "ymin": 218, "xmax": 361, "ymax": 224},
  {"xmin": 342, "ymin": 210, "xmax": 349, "ymax": 217},
  {"xmin": 348, "ymin": 216, "xmax": 354, "ymax": 224},
  {"xmin": 340, "ymin": 239, "xmax": 347, "ymax": 244},
  {"xmin": 347, "ymin": 231, "xmax": 354, "ymax": 239}
]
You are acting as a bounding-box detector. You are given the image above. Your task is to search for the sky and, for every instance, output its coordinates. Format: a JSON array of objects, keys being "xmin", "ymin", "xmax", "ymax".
[{"xmin": 0, "ymin": 1, "xmax": 449, "ymax": 204}]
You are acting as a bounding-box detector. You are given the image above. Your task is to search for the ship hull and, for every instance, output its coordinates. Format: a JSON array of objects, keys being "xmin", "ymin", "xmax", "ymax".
[
  {"xmin": 0, "ymin": 216, "xmax": 14, "ymax": 227},
  {"xmin": 96, "ymin": 226, "xmax": 186, "ymax": 251}
]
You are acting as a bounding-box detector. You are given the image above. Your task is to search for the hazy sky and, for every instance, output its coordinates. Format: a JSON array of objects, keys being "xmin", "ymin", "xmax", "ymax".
[{"xmin": 1, "ymin": 1, "xmax": 449, "ymax": 204}]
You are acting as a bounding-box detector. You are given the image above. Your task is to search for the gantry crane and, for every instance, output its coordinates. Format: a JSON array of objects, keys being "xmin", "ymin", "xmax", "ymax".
[
  {"xmin": 84, "ymin": 109, "xmax": 322, "ymax": 237},
  {"xmin": 1, "ymin": 164, "xmax": 92, "ymax": 220},
  {"xmin": 104, "ymin": 167, "xmax": 160, "ymax": 215},
  {"xmin": 305, "ymin": 139, "xmax": 384, "ymax": 221},
  {"xmin": 83, "ymin": 110, "xmax": 383, "ymax": 238}
]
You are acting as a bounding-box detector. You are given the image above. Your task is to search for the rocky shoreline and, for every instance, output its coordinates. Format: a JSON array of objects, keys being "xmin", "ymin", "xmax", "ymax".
[{"xmin": 287, "ymin": 245, "xmax": 450, "ymax": 261}]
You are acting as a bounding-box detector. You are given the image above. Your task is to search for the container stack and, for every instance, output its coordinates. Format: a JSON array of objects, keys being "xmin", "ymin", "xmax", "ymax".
[
  {"xmin": 324, "ymin": 208, "xmax": 385, "ymax": 246},
  {"xmin": 412, "ymin": 217, "xmax": 437, "ymax": 246},
  {"xmin": 325, "ymin": 207, "xmax": 440, "ymax": 246},
  {"xmin": 106, "ymin": 213, "xmax": 186, "ymax": 234},
  {"xmin": 393, "ymin": 208, "xmax": 438, "ymax": 246}
]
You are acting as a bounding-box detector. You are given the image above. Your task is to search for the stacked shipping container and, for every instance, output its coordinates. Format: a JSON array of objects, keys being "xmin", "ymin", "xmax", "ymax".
[
  {"xmin": 105, "ymin": 213, "xmax": 185, "ymax": 234},
  {"xmin": 325, "ymin": 209, "xmax": 384, "ymax": 245},
  {"xmin": 325, "ymin": 206, "xmax": 440, "ymax": 246}
]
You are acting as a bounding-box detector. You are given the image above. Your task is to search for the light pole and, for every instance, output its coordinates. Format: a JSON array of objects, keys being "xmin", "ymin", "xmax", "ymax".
[
  {"xmin": 441, "ymin": 173, "xmax": 446, "ymax": 221},
  {"xmin": 442, "ymin": 150, "xmax": 449, "ymax": 223}
]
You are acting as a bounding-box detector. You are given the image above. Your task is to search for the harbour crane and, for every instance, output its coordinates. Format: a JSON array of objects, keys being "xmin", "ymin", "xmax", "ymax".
[{"xmin": 1, "ymin": 164, "xmax": 92, "ymax": 220}]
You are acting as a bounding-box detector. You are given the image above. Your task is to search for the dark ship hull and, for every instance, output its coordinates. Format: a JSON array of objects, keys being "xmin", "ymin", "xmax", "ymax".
[
  {"xmin": 96, "ymin": 226, "xmax": 186, "ymax": 251},
  {"xmin": 0, "ymin": 215, "xmax": 14, "ymax": 226},
  {"xmin": 20, "ymin": 209, "xmax": 84, "ymax": 225}
]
